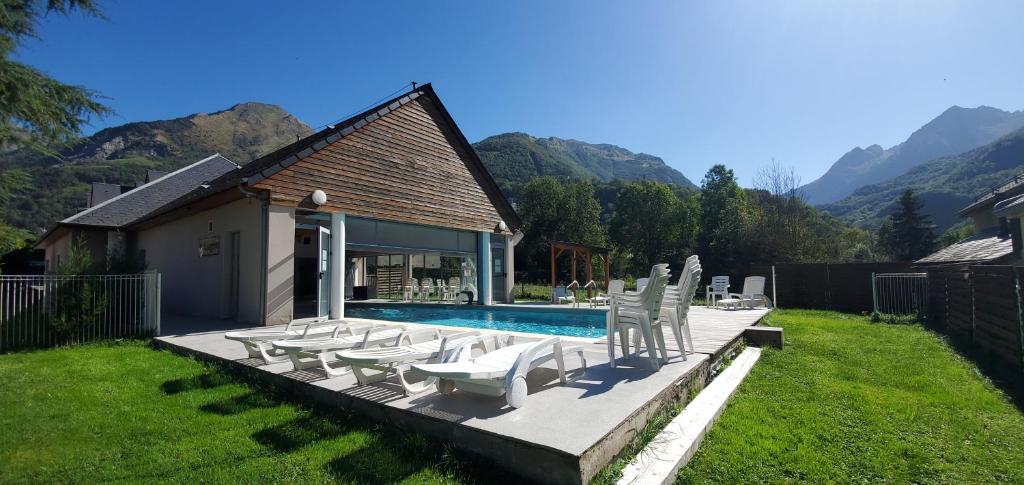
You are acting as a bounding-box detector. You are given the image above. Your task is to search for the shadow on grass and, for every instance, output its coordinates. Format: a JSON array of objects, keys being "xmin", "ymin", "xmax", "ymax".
[
  {"xmin": 161, "ymin": 373, "xmax": 233, "ymax": 394},
  {"xmin": 252, "ymin": 413, "xmax": 349, "ymax": 453},
  {"xmin": 199, "ymin": 391, "xmax": 281, "ymax": 415},
  {"xmin": 934, "ymin": 326, "xmax": 1024, "ymax": 412}
]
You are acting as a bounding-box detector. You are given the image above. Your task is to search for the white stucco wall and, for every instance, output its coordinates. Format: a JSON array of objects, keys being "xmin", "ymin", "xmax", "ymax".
[
  {"xmin": 135, "ymin": 198, "xmax": 264, "ymax": 324},
  {"xmin": 265, "ymin": 205, "xmax": 296, "ymax": 325}
]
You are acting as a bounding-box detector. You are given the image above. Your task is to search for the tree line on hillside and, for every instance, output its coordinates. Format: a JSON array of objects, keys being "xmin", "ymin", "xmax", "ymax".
[{"xmin": 514, "ymin": 162, "xmax": 943, "ymax": 287}]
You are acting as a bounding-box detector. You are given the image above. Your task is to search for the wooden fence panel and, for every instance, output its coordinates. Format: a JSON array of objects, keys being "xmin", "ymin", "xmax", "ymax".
[
  {"xmin": 926, "ymin": 269, "xmax": 951, "ymax": 331},
  {"xmin": 945, "ymin": 270, "xmax": 975, "ymax": 342},
  {"xmin": 971, "ymin": 266, "xmax": 1022, "ymax": 368},
  {"xmin": 750, "ymin": 262, "xmax": 912, "ymax": 312}
]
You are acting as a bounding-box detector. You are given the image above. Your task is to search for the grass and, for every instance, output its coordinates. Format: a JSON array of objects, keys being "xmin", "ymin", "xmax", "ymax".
[
  {"xmin": 5, "ymin": 312, "xmax": 1024, "ymax": 483},
  {"xmin": 0, "ymin": 341, "xmax": 477, "ymax": 484},
  {"xmin": 676, "ymin": 309, "xmax": 1024, "ymax": 483}
]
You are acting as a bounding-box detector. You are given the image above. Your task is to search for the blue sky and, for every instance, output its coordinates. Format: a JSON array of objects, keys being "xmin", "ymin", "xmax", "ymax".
[{"xmin": 16, "ymin": 0, "xmax": 1024, "ymax": 186}]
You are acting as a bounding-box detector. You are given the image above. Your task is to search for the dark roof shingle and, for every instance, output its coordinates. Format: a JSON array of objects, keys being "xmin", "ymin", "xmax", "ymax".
[
  {"xmin": 63, "ymin": 154, "xmax": 239, "ymax": 228},
  {"xmin": 915, "ymin": 226, "xmax": 1014, "ymax": 265}
]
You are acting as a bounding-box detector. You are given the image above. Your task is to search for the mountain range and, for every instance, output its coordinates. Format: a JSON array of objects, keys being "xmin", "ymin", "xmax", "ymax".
[
  {"xmin": 0, "ymin": 104, "xmax": 693, "ymax": 233},
  {"xmin": 3, "ymin": 98, "xmax": 1022, "ymax": 238},
  {"xmin": 822, "ymin": 125, "xmax": 1024, "ymax": 231},
  {"xmin": 801, "ymin": 106, "xmax": 1024, "ymax": 205},
  {"xmin": 474, "ymin": 133, "xmax": 695, "ymax": 196}
]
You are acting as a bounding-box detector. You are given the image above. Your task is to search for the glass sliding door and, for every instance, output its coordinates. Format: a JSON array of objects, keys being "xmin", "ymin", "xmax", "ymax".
[{"xmin": 317, "ymin": 226, "xmax": 331, "ymax": 317}]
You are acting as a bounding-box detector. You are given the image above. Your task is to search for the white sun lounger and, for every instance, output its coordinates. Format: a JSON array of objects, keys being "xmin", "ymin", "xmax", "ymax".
[
  {"xmin": 224, "ymin": 319, "xmax": 347, "ymax": 364},
  {"xmin": 411, "ymin": 336, "xmax": 586, "ymax": 409},
  {"xmin": 335, "ymin": 329, "xmax": 486, "ymax": 395},
  {"xmin": 270, "ymin": 324, "xmax": 406, "ymax": 373}
]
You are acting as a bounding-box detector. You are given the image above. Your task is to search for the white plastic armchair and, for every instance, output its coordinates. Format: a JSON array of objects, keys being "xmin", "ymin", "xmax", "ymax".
[
  {"xmin": 706, "ymin": 276, "xmax": 730, "ymax": 307},
  {"xmin": 608, "ymin": 264, "xmax": 671, "ymax": 369},
  {"xmin": 403, "ymin": 278, "xmax": 419, "ymax": 301}
]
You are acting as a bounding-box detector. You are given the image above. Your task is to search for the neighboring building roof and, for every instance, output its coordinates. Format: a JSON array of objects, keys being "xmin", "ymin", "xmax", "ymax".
[
  {"xmin": 88, "ymin": 182, "xmax": 128, "ymax": 208},
  {"xmin": 959, "ymin": 171, "xmax": 1024, "ymax": 216},
  {"xmin": 134, "ymin": 83, "xmax": 522, "ymax": 232},
  {"xmin": 915, "ymin": 226, "xmax": 1014, "ymax": 265},
  {"xmin": 62, "ymin": 154, "xmax": 239, "ymax": 229},
  {"xmin": 145, "ymin": 170, "xmax": 169, "ymax": 183},
  {"xmin": 994, "ymin": 193, "xmax": 1024, "ymax": 217}
]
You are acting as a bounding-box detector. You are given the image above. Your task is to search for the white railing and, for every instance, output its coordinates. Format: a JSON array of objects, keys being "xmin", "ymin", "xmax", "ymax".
[
  {"xmin": 0, "ymin": 272, "xmax": 160, "ymax": 351},
  {"xmin": 872, "ymin": 272, "xmax": 928, "ymax": 316}
]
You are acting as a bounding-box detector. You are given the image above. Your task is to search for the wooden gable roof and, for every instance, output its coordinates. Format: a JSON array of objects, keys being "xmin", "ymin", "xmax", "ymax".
[
  {"xmin": 131, "ymin": 84, "xmax": 520, "ymax": 235},
  {"xmin": 250, "ymin": 86, "xmax": 517, "ymax": 233}
]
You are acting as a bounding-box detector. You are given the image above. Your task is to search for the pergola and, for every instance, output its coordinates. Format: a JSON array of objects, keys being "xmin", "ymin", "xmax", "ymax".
[{"xmin": 550, "ymin": 241, "xmax": 610, "ymax": 297}]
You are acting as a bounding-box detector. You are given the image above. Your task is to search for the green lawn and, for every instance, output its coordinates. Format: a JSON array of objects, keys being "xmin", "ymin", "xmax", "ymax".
[
  {"xmin": 0, "ymin": 341, "xmax": 471, "ymax": 484},
  {"xmin": 4, "ymin": 312, "xmax": 1023, "ymax": 484},
  {"xmin": 677, "ymin": 310, "xmax": 1024, "ymax": 483}
]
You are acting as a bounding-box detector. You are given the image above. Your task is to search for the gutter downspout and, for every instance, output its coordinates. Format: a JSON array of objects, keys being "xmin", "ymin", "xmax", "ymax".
[{"xmin": 239, "ymin": 178, "xmax": 271, "ymax": 325}]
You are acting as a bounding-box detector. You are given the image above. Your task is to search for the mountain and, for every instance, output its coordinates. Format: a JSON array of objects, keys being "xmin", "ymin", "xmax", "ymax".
[
  {"xmin": 473, "ymin": 133, "xmax": 695, "ymax": 197},
  {"xmin": 802, "ymin": 106, "xmax": 1024, "ymax": 205},
  {"xmin": 0, "ymin": 103, "xmax": 311, "ymax": 231},
  {"xmin": 822, "ymin": 126, "xmax": 1024, "ymax": 231}
]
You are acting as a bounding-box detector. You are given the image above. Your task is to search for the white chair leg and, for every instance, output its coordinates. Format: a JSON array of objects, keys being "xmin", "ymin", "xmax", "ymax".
[
  {"xmin": 653, "ymin": 325, "xmax": 669, "ymax": 363},
  {"xmin": 681, "ymin": 315, "xmax": 695, "ymax": 354},
  {"xmin": 620, "ymin": 327, "xmax": 631, "ymax": 358},
  {"xmin": 606, "ymin": 313, "xmax": 617, "ymax": 368},
  {"xmin": 554, "ymin": 341, "xmax": 567, "ymax": 384},
  {"xmin": 638, "ymin": 316, "xmax": 660, "ymax": 369}
]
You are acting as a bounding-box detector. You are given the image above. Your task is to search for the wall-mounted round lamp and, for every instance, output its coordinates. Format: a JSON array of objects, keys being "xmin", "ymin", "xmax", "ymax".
[
  {"xmin": 497, "ymin": 220, "xmax": 508, "ymax": 232},
  {"xmin": 311, "ymin": 189, "xmax": 327, "ymax": 206}
]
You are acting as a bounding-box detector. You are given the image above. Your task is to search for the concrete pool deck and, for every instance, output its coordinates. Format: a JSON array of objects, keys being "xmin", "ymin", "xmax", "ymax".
[{"xmin": 154, "ymin": 306, "xmax": 769, "ymax": 484}]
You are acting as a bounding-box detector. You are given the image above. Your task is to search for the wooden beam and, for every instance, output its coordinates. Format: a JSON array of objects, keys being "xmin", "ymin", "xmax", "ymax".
[{"xmin": 550, "ymin": 244, "xmax": 557, "ymax": 292}]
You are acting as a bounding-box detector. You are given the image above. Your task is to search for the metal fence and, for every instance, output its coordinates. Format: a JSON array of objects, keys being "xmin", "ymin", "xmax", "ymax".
[
  {"xmin": 872, "ymin": 272, "xmax": 928, "ymax": 316},
  {"xmin": 0, "ymin": 272, "xmax": 161, "ymax": 352}
]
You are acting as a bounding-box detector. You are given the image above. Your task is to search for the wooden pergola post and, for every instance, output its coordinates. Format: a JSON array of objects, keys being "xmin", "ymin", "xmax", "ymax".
[
  {"xmin": 550, "ymin": 245, "xmax": 556, "ymax": 291},
  {"xmin": 550, "ymin": 241, "xmax": 611, "ymax": 299}
]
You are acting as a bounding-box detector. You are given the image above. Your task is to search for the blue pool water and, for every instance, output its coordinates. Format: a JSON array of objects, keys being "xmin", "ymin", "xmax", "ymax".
[{"xmin": 345, "ymin": 305, "xmax": 608, "ymax": 337}]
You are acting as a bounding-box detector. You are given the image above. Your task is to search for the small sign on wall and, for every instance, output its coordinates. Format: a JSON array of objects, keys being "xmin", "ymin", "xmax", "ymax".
[{"xmin": 199, "ymin": 236, "xmax": 220, "ymax": 257}]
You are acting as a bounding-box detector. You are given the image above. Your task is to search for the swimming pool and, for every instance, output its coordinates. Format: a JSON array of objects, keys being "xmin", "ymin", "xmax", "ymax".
[{"xmin": 344, "ymin": 305, "xmax": 608, "ymax": 338}]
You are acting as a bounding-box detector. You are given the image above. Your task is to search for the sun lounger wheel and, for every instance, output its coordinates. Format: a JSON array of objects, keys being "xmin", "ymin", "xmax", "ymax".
[
  {"xmin": 438, "ymin": 378, "xmax": 456, "ymax": 395},
  {"xmin": 506, "ymin": 375, "xmax": 528, "ymax": 409}
]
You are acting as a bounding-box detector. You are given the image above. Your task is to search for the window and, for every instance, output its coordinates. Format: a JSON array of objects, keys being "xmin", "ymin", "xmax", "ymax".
[{"xmin": 493, "ymin": 254, "xmax": 504, "ymax": 276}]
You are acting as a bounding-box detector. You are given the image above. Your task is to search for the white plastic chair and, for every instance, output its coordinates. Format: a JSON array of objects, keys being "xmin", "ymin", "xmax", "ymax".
[
  {"xmin": 660, "ymin": 258, "xmax": 701, "ymax": 359},
  {"xmin": 419, "ymin": 279, "xmax": 435, "ymax": 302},
  {"xmin": 607, "ymin": 264, "xmax": 671, "ymax": 369},
  {"xmin": 718, "ymin": 276, "xmax": 772, "ymax": 309},
  {"xmin": 403, "ymin": 278, "xmax": 419, "ymax": 301},
  {"xmin": 706, "ymin": 276, "xmax": 730, "ymax": 307},
  {"xmin": 636, "ymin": 277, "xmax": 650, "ymax": 292}
]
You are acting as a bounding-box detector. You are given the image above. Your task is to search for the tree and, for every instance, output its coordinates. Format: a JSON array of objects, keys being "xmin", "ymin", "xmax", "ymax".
[
  {"xmin": 697, "ymin": 165, "xmax": 747, "ymax": 277},
  {"xmin": 514, "ymin": 177, "xmax": 606, "ymax": 281},
  {"xmin": 1, "ymin": 0, "xmax": 109, "ymax": 152},
  {"xmin": 879, "ymin": 189, "xmax": 936, "ymax": 261},
  {"xmin": 609, "ymin": 180, "xmax": 696, "ymax": 276}
]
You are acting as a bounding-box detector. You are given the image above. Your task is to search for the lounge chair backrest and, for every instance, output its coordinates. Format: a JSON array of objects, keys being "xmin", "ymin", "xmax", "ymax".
[
  {"xmin": 407, "ymin": 278, "xmax": 418, "ymax": 287},
  {"xmin": 553, "ymin": 287, "xmax": 566, "ymax": 299},
  {"xmin": 741, "ymin": 276, "xmax": 765, "ymax": 295},
  {"xmin": 608, "ymin": 279, "xmax": 625, "ymax": 295},
  {"xmin": 449, "ymin": 277, "xmax": 460, "ymax": 289},
  {"xmin": 709, "ymin": 276, "xmax": 729, "ymax": 292}
]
